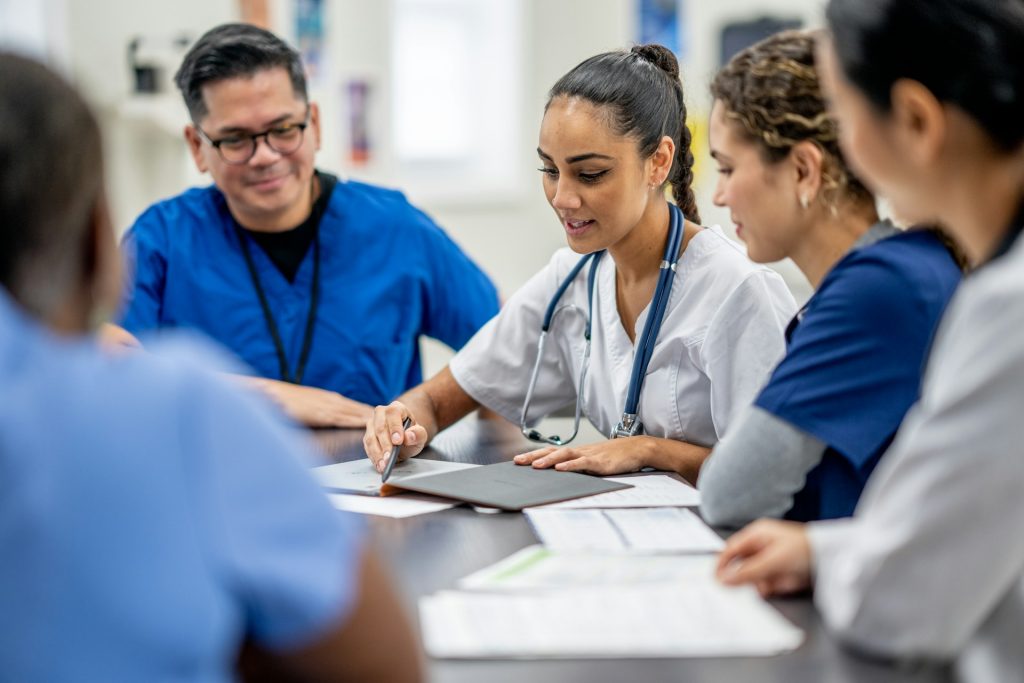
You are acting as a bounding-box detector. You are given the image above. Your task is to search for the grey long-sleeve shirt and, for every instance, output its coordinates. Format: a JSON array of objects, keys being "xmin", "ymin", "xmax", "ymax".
[
  {"xmin": 698, "ymin": 407, "xmax": 825, "ymax": 528},
  {"xmin": 807, "ymin": 235, "xmax": 1024, "ymax": 679}
]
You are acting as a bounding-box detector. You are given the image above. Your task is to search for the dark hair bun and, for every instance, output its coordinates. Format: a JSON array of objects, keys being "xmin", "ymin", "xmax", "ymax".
[{"xmin": 631, "ymin": 44, "xmax": 679, "ymax": 80}]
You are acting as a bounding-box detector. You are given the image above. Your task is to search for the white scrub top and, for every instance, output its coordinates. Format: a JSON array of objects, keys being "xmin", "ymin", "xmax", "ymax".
[{"xmin": 450, "ymin": 226, "xmax": 796, "ymax": 445}]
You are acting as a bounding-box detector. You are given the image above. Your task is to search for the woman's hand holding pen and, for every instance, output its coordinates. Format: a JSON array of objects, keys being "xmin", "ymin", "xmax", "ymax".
[
  {"xmin": 716, "ymin": 519, "xmax": 813, "ymax": 597},
  {"xmin": 364, "ymin": 401, "xmax": 429, "ymax": 471}
]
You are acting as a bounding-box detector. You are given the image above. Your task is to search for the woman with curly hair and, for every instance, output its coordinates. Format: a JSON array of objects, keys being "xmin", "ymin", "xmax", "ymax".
[{"xmin": 697, "ymin": 30, "xmax": 963, "ymax": 526}]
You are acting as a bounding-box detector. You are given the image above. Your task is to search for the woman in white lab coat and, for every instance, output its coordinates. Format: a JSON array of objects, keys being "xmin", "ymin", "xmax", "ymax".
[
  {"xmin": 717, "ymin": 0, "xmax": 1024, "ymax": 678},
  {"xmin": 364, "ymin": 44, "xmax": 795, "ymax": 482}
]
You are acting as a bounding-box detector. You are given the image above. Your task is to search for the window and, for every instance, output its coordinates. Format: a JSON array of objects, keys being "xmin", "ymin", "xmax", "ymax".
[{"xmin": 391, "ymin": 0, "xmax": 523, "ymax": 202}]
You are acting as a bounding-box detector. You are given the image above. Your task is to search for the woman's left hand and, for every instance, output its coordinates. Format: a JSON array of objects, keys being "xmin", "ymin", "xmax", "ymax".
[{"xmin": 513, "ymin": 436, "xmax": 653, "ymax": 475}]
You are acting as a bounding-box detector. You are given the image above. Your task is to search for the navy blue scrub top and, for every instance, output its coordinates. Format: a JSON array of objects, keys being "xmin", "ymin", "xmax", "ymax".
[
  {"xmin": 755, "ymin": 229, "xmax": 962, "ymax": 521},
  {"xmin": 119, "ymin": 173, "xmax": 500, "ymax": 405}
]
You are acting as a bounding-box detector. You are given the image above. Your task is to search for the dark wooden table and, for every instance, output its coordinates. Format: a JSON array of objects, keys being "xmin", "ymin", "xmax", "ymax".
[{"xmin": 310, "ymin": 417, "xmax": 952, "ymax": 683}]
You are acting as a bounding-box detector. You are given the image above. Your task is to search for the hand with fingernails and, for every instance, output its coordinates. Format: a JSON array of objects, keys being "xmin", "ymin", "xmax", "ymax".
[{"xmin": 363, "ymin": 401, "xmax": 430, "ymax": 472}]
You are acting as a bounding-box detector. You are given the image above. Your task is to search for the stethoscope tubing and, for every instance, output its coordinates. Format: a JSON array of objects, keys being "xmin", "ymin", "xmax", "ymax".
[{"xmin": 521, "ymin": 203, "xmax": 685, "ymax": 443}]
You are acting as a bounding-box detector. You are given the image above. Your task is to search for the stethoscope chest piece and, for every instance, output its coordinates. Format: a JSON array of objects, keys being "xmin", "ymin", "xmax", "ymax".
[{"xmin": 612, "ymin": 413, "xmax": 643, "ymax": 439}]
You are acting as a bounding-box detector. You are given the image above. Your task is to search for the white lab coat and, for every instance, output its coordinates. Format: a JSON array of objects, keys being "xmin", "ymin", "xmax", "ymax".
[
  {"xmin": 450, "ymin": 226, "xmax": 796, "ymax": 444},
  {"xmin": 808, "ymin": 234, "xmax": 1024, "ymax": 681}
]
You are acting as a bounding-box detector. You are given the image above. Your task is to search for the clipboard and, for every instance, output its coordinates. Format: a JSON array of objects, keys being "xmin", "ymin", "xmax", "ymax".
[{"xmin": 388, "ymin": 461, "xmax": 632, "ymax": 511}]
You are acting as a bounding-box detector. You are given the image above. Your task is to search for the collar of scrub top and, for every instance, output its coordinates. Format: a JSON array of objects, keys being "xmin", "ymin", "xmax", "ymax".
[
  {"xmin": 784, "ymin": 220, "xmax": 899, "ymax": 344},
  {"xmin": 519, "ymin": 203, "xmax": 686, "ymax": 446}
]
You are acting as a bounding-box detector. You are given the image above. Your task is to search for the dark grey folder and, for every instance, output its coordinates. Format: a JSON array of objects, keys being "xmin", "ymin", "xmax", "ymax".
[{"xmin": 389, "ymin": 460, "xmax": 632, "ymax": 511}]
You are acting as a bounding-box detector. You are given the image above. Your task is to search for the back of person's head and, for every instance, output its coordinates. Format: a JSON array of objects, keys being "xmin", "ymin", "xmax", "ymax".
[
  {"xmin": 826, "ymin": 0, "xmax": 1024, "ymax": 152},
  {"xmin": 0, "ymin": 53, "xmax": 104, "ymax": 318},
  {"xmin": 547, "ymin": 44, "xmax": 701, "ymax": 223},
  {"xmin": 711, "ymin": 30, "xmax": 872, "ymax": 212},
  {"xmin": 174, "ymin": 23, "xmax": 307, "ymax": 122}
]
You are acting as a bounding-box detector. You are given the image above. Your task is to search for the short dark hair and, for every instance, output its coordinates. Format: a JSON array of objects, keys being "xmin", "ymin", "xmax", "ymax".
[
  {"xmin": 826, "ymin": 0, "xmax": 1024, "ymax": 152},
  {"xmin": 174, "ymin": 23, "xmax": 308, "ymax": 122},
  {"xmin": 0, "ymin": 52, "xmax": 103, "ymax": 315},
  {"xmin": 547, "ymin": 44, "xmax": 701, "ymax": 224}
]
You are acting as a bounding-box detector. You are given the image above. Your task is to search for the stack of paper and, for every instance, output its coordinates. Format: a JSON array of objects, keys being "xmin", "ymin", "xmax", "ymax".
[
  {"xmin": 415, "ymin": 484, "xmax": 803, "ymax": 658},
  {"xmin": 325, "ymin": 492, "xmax": 461, "ymax": 518},
  {"xmin": 524, "ymin": 507, "xmax": 725, "ymax": 553},
  {"xmin": 458, "ymin": 545, "xmax": 715, "ymax": 590},
  {"xmin": 532, "ymin": 472, "xmax": 701, "ymax": 509},
  {"xmin": 420, "ymin": 574, "xmax": 804, "ymax": 658}
]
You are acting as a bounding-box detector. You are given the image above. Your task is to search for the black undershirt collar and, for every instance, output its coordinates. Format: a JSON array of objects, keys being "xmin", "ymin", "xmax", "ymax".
[{"xmin": 240, "ymin": 171, "xmax": 338, "ymax": 282}]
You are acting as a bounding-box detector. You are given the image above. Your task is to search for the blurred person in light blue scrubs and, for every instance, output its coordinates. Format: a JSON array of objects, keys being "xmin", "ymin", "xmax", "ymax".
[
  {"xmin": 0, "ymin": 52, "xmax": 421, "ymax": 682},
  {"xmin": 115, "ymin": 23, "xmax": 499, "ymax": 428}
]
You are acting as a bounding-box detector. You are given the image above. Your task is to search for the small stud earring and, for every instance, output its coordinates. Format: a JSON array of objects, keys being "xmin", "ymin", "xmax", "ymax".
[{"xmin": 799, "ymin": 194, "xmax": 810, "ymax": 209}]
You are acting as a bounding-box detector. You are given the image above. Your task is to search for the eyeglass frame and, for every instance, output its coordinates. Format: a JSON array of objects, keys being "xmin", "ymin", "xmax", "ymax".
[{"xmin": 193, "ymin": 107, "xmax": 312, "ymax": 165}]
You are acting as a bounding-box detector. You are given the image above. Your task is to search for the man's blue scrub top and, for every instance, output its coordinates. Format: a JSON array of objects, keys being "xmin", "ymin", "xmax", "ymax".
[
  {"xmin": 0, "ymin": 289, "xmax": 364, "ymax": 682},
  {"xmin": 119, "ymin": 176, "xmax": 499, "ymax": 404},
  {"xmin": 755, "ymin": 229, "xmax": 961, "ymax": 521}
]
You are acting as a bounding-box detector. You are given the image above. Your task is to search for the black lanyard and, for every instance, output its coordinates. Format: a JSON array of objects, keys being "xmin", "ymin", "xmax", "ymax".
[{"xmin": 233, "ymin": 211, "xmax": 322, "ymax": 386}]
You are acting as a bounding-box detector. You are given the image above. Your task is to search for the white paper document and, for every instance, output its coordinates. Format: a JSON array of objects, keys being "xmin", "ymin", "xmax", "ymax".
[
  {"xmin": 459, "ymin": 545, "xmax": 716, "ymax": 590},
  {"xmin": 420, "ymin": 578, "xmax": 804, "ymax": 658},
  {"xmin": 326, "ymin": 492, "xmax": 460, "ymax": 518},
  {"xmin": 532, "ymin": 472, "xmax": 700, "ymax": 509},
  {"xmin": 524, "ymin": 507, "xmax": 724, "ymax": 553},
  {"xmin": 311, "ymin": 458, "xmax": 477, "ymax": 496}
]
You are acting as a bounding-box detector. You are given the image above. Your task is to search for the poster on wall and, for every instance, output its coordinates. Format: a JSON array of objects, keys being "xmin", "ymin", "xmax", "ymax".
[
  {"xmin": 238, "ymin": 0, "xmax": 270, "ymax": 29},
  {"xmin": 296, "ymin": 0, "xmax": 325, "ymax": 82},
  {"xmin": 637, "ymin": 0, "xmax": 683, "ymax": 58},
  {"xmin": 345, "ymin": 78, "xmax": 372, "ymax": 166}
]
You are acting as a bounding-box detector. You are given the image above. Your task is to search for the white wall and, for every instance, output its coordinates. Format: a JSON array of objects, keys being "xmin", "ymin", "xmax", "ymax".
[{"xmin": 686, "ymin": 0, "xmax": 825, "ymax": 303}]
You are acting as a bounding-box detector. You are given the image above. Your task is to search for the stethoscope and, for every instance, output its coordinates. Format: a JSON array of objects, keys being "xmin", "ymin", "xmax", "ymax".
[{"xmin": 520, "ymin": 203, "xmax": 686, "ymax": 445}]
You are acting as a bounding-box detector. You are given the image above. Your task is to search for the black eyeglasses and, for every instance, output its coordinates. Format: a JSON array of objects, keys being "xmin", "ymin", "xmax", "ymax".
[{"xmin": 195, "ymin": 110, "xmax": 310, "ymax": 165}]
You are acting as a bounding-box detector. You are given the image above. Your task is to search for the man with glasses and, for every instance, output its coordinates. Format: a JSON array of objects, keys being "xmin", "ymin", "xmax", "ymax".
[{"xmin": 117, "ymin": 23, "xmax": 499, "ymax": 427}]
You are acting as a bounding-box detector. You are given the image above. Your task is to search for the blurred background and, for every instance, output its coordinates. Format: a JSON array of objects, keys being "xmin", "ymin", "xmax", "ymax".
[{"xmin": 2, "ymin": 0, "xmax": 823, "ymax": 371}]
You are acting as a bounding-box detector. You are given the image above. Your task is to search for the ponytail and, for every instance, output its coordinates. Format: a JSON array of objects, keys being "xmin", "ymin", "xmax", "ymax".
[{"xmin": 549, "ymin": 43, "xmax": 701, "ymax": 223}]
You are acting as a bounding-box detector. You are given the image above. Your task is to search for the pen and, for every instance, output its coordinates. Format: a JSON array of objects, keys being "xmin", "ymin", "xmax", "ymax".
[{"xmin": 381, "ymin": 416, "xmax": 412, "ymax": 483}]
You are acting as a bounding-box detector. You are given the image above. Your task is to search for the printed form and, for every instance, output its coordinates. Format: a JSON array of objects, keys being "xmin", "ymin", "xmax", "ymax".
[{"xmin": 524, "ymin": 507, "xmax": 724, "ymax": 553}]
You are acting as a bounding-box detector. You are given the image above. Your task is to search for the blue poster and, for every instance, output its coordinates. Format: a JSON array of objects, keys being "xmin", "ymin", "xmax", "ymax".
[
  {"xmin": 296, "ymin": 0, "xmax": 325, "ymax": 81},
  {"xmin": 638, "ymin": 0, "xmax": 683, "ymax": 58}
]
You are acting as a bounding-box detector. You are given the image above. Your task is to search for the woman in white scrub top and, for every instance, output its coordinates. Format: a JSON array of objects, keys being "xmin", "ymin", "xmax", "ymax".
[{"xmin": 364, "ymin": 44, "xmax": 795, "ymax": 483}]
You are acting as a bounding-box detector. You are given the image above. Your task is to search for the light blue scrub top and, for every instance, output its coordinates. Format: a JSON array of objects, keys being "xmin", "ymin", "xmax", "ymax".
[
  {"xmin": 119, "ymin": 175, "xmax": 499, "ymax": 404},
  {"xmin": 0, "ymin": 289, "xmax": 363, "ymax": 682}
]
